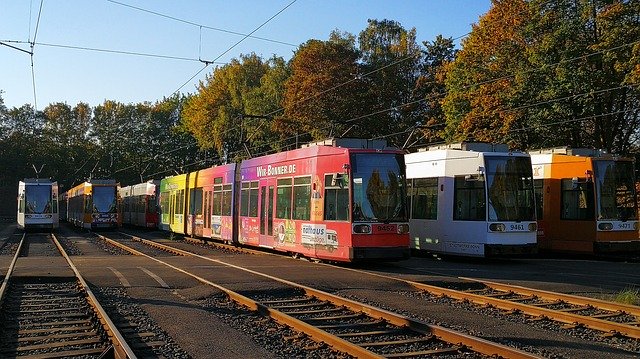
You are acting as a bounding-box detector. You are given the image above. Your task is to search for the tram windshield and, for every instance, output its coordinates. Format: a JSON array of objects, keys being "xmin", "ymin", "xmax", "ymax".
[
  {"xmin": 93, "ymin": 186, "xmax": 117, "ymax": 213},
  {"xmin": 593, "ymin": 160, "xmax": 637, "ymax": 221},
  {"xmin": 25, "ymin": 185, "xmax": 52, "ymax": 214},
  {"xmin": 351, "ymin": 153, "xmax": 407, "ymax": 223},
  {"xmin": 485, "ymin": 156, "xmax": 536, "ymax": 221}
]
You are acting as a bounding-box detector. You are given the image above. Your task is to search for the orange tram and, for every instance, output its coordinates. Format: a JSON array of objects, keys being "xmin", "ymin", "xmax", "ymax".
[{"xmin": 530, "ymin": 147, "xmax": 640, "ymax": 254}]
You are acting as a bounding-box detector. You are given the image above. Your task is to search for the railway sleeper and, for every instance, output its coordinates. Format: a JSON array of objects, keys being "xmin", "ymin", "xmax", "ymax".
[
  {"xmin": 13, "ymin": 323, "xmax": 94, "ymax": 335},
  {"xmin": 301, "ymin": 313, "xmax": 364, "ymax": 322},
  {"xmin": 1, "ymin": 346, "xmax": 109, "ymax": 359},
  {"xmin": 316, "ymin": 319, "xmax": 384, "ymax": 329},
  {"xmin": 1, "ymin": 318, "xmax": 92, "ymax": 330},
  {"xmin": 383, "ymin": 346, "xmax": 461, "ymax": 358},
  {"xmin": 336, "ymin": 329, "xmax": 404, "ymax": 338},
  {"xmin": 361, "ymin": 336, "xmax": 436, "ymax": 347},
  {"xmin": 12, "ymin": 329, "xmax": 99, "ymax": 343}
]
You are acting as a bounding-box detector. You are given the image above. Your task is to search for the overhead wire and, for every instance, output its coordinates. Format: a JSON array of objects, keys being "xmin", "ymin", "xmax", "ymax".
[
  {"xmin": 236, "ymin": 38, "xmax": 640, "ymax": 158},
  {"xmin": 172, "ymin": 0, "xmax": 298, "ymax": 95},
  {"xmin": 106, "ymin": 0, "xmax": 298, "ymax": 48},
  {"xmin": 128, "ymin": 23, "xmax": 640, "ymax": 180},
  {"xmin": 1, "ymin": 40, "xmax": 226, "ymax": 64}
]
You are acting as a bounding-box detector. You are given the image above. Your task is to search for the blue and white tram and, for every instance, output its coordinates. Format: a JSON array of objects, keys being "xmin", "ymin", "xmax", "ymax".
[
  {"xmin": 17, "ymin": 178, "xmax": 59, "ymax": 230},
  {"xmin": 405, "ymin": 143, "xmax": 537, "ymax": 257}
]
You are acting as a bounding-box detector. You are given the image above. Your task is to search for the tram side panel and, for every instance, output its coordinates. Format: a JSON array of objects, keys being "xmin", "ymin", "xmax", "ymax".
[
  {"xmin": 159, "ymin": 174, "xmax": 189, "ymax": 234},
  {"xmin": 120, "ymin": 181, "xmax": 160, "ymax": 229},
  {"xmin": 184, "ymin": 164, "xmax": 237, "ymax": 242},
  {"xmin": 531, "ymin": 153, "xmax": 639, "ymax": 254},
  {"xmin": 238, "ymin": 145, "xmax": 410, "ymax": 262},
  {"xmin": 406, "ymin": 149, "xmax": 537, "ymax": 258}
]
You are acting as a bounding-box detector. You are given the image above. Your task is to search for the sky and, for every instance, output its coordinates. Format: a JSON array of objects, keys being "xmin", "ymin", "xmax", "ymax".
[{"xmin": 0, "ymin": 0, "xmax": 492, "ymax": 110}]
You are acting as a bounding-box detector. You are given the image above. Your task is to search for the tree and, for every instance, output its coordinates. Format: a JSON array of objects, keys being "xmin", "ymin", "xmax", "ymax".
[
  {"xmin": 412, "ymin": 35, "xmax": 457, "ymax": 146},
  {"xmin": 280, "ymin": 38, "xmax": 367, "ymax": 143},
  {"xmin": 357, "ymin": 19, "xmax": 423, "ymax": 146},
  {"xmin": 182, "ymin": 53, "xmax": 280, "ymax": 160},
  {"xmin": 442, "ymin": 0, "xmax": 640, "ymax": 154},
  {"xmin": 442, "ymin": 0, "xmax": 531, "ymax": 146}
]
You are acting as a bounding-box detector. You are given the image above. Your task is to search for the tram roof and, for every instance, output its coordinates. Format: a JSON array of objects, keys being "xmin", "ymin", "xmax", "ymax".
[
  {"xmin": 419, "ymin": 142, "xmax": 510, "ymax": 153},
  {"xmin": 20, "ymin": 178, "xmax": 55, "ymax": 184},
  {"xmin": 528, "ymin": 147, "xmax": 608, "ymax": 157}
]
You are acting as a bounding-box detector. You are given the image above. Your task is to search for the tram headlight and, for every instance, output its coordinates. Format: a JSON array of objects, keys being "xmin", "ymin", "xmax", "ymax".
[
  {"xmin": 598, "ymin": 222, "xmax": 613, "ymax": 231},
  {"xmin": 353, "ymin": 224, "xmax": 372, "ymax": 234},
  {"xmin": 397, "ymin": 223, "xmax": 409, "ymax": 234},
  {"xmin": 528, "ymin": 223, "xmax": 537, "ymax": 232},
  {"xmin": 489, "ymin": 223, "xmax": 506, "ymax": 232}
]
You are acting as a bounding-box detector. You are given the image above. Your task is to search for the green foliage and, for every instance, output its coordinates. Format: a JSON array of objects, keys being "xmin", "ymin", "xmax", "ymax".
[
  {"xmin": 181, "ymin": 53, "xmax": 285, "ymax": 160},
  {"xmin": 614, "ymin": 288, "xmax": 640, "ymax": 305},
  {"xmin": 357, "ymin": 19, "xmax": 424, "ymax": 146}
]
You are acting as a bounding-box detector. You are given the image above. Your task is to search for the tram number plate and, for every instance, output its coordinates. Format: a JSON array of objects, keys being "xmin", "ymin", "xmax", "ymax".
[
  {"xmin": 509, "ymin": 224, "xmax": 526, "ymax": 231},
  {"xmin": 617, "ymin": 222, "xmax": 632, "ymax": 230}
]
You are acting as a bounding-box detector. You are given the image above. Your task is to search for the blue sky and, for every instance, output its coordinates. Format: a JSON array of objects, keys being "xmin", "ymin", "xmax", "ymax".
[{"xmin": 0, "ymin": 0, "xmax": 491, "ymax": 110}]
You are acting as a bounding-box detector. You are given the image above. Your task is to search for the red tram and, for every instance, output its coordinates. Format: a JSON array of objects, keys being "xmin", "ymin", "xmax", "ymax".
[
  {"xmin": 155, "ymin": 138, "xmax": 410, "ymax": 262},
  {"xmin": 119, "ymin": 180, "xmax": 160, "ymax": 228}
]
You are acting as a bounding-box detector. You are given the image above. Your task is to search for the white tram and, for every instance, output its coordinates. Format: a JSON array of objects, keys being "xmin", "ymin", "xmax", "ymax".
[
  {"xmin": 17, "ymin": 178, "xmax": 59, "ymax": 230},
  {"xmin": 405, "ymin": 143, "xmax": 537, "ymax": 257}
]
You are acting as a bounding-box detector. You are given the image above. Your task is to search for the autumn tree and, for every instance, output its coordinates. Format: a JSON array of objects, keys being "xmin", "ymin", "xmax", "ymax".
[
  {"xmin": 182, "ymin": 53, "xmax": 286, "ymax": 160},
  {"xmin": 442, "ymin": 0, "xmax": 531, "ymax": 146},
  {"xmin": 280, "ymin": 38, "xmax": 367, "ymax": 143},
  {"xmin": 443, "ymin": 0, "xmax": 640, "ymax": 153}
]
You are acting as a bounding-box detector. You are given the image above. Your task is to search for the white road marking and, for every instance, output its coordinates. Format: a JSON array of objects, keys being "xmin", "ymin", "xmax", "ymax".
[
  {"xmin": 108, "ymin": 267, "xmax": 130, "ymax": 287},
  {"xmin": 138, "ymin": 266, "xmax": 170, "ymax": 288}
]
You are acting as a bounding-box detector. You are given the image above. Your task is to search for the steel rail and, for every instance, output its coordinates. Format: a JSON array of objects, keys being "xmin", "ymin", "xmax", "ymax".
[
  {"xmin": 51, "ymin": 234, "xmax": 137, "ymax": 359},
  {"xmin": 461, "ymin": 277, "xmax": 640, "ymax": 317},
  {"xmin": 114, "ymin": 233, "xmax": 541, "ymax": 359},
  {"xmin": 325, "ymin": 264, "xmax": 640, "ymax": 339},
  {"xmin": 98, "ymin": 235, "xmax": 146, "ymax": 256},
  {"xmin": 0, "ymin": 233, "xmax": 25, "ymax": 304}
]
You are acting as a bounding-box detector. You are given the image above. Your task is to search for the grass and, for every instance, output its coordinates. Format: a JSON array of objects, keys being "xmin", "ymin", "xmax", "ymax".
[{"xmin": 614, "ymin": 288, "xmax": 640, "ymax": 306}]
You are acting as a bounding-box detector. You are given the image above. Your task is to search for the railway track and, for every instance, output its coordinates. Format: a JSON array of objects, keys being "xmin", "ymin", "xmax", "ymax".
[
  {"xmin": 99, "ymin": 232, "xmax": 540, "ymax": 358},
  {"xmin": 328, "ymin": 263, "xmax": 640, "ymax": 340},
  {"xmin": 171, "ymin": 233, "xmax": 640, "ymax": 339},
  {"xmin": 0, "ymin": 232, "xmax": 135, "ymax": 358}
]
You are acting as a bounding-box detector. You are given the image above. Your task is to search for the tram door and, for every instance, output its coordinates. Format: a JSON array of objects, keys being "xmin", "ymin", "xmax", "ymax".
[{"xmin": 259, "ymin": 179, "xmax": 275, "ymax": 247}]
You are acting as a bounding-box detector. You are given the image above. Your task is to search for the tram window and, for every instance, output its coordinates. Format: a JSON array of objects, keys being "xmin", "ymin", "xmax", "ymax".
[
  {"xmin": 176, "ymin": 190, "xmax": 185, "ymax": 215},
  {"xmin": 212, "ymin": 185, "xmax": 222, "ymax": 216},
  {"xmin": 249, "ymin": 182, "xmax": 259, "ymax": 217},
  {"xmin": 240, "ymin": 182, "xmax": 250, "ymax": 216},
  {"xmin": 561, "ymin": 178, "xmax": 594, "ymax": 220},
  {"xmin": 222, "ymin": 184, "xmax": 232, "ymax": 216},
  {"xmin": 534, "ymin": 179, "xmax": 544, "ymax": 219},
  {"xmin": 192, "ymin": 188, "xmax": 203, "ymax": 215},
  {"xmin": 293, "ymin": 177, "xmax": 311, "ymax": 220},
  {"xmin": 324, "ymin": 174, "xmax": 349, "ymax": 221},
  {"xmin": 52, "ymin": 195, "xmax": 58, "ymax": 214},
  {"xmin": 18, "ymin": 194, "xmax": 25, "ymax": 213},
  {"xmin": 411, "ymin": 178, "xmax": 438, "ymax": 220},
  {"xmin": 453, "ymin": 176, "xmax": 486, "ymax": 221},
  {"xmin": 276, "ymin": 178, "xmax": 293, "ymax": 219},
  {"xmin": 85, "ymin": 195, "xmax": 93, "ymax": 213},
  {"xmin": 160, "ymin": 191, "xmax": 170, "ymax": 223}
]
